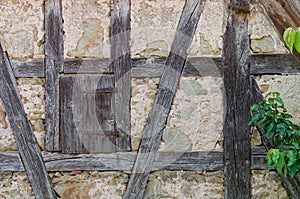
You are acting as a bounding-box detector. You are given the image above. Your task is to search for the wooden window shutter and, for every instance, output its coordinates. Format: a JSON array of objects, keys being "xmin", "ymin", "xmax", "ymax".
[{"xmin": 60, "ymin": 75, "xmax": 117, "ymax": 154}]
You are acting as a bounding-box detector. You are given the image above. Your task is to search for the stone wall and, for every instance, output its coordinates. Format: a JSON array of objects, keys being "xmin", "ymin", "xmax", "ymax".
[{"xmin": 0, "ymin": 0, "xmax": 299, "ymax": 198}]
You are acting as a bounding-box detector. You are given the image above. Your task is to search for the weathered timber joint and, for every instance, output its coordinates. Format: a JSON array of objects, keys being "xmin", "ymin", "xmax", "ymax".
[
  {"xmin": 109, "ymin": 53, "xmax": 132, "ymax": 80},
  {"xmin": 230, "ymin": 0, "xmax": 253, "ymax": 14}
]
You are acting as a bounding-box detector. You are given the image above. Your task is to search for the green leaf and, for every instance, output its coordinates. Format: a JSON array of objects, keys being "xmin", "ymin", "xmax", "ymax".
[
  {"xmin": 286, "ymin": 150, "xmax": 297, "ymax": 166},
  {"xmin": 294, "ymin": 28, "xmax": 300, "ymax": 54},
  {"xmin": 265, "ymin": 128, "xmax": 275, "ymax": 139},
  {"xmin": 275, "ymin": 96, "xmax": 284, "ymax": 106},
  {"xmin": 289, "ymin": 30, "xmax": 296, "ymax": 53},
  {"xmin": 267, "ymin": 149, "xmax": 279, "ymax": 162},
  {"xmin": 288, "ymin": 165, "xmax": 299, "ymax": 178},
  {"xmin": 264, "ymin": 104, "xmax": 271, "ymax": 110},
  {"xmin": 284, "ymin": 27, "xmax": 293, "ymax": 48},
  {"xmin": 281, "ymin": 113, "xmax": 293, "ymax": 119},
  {"xmin": 287, "ymin": 129, "xmax": 293, "ymax": 136},
  {"xmin": 284, "ymin": 27, "xmax": 297, "ymax": 53},
  {"xmin": 292, "ymin": 142, "xmax": 300, "ymax": 150},
  {"xmin": 266, "ymin": 122, "xmax": 275, "ymax": 135},
  {"xmin": 296, "ymin": 130, "xmax": 300, "ymax": 137},
  {"xmin": 264, "ymin": 110, "xmax": 274, "ymax": 117},
  {"xmin": 268, "ymin": 98, "xmax": 275, "ymax": 105},
  {"xmin": 256, "ymin": 117, "xmax": 268, "ymax": 126},
  {"xmin": 276, "ymin": 123, "xmax": 286, "ymax": 135},
  {"xmin": 266, "ymin": 91, "xmax": 280, "ymax": 98},
  {"xmin": 249, "ymin": 112, "xmax": 263, "ymax": 126},
  {"xmin": 251, "ymin": 104, "xmax": 260, "ymax": 112},
  {"xmin": 276, "ymin": 152, "xmax": 286, "ymax": 174},
  {"xmin": 267, "ymin": 149, "xmax": 279, "ymax": 169}
]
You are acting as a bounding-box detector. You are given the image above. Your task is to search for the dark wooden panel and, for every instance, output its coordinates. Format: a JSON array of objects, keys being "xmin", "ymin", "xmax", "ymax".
[
  {"xmin": 44, "ymin": 0, "xmax": 64, "ymax": 152},
  {"xmin": 110, "ymin": 0, "xmax": 132, "ymax": 151},
  {"xmin": 0, "ymin": 43, "xmax": 57, "ymax": 199},
  {"xmin": 0, "ymin": 147, "xmax": 267, "ymax": 172},
  {"xmin": 60, "ymin": 75, "xmax": 116, "ymax": 154},
  {"xmin": 222, "ymin": 2, "xmax": 252, "ymax": 198},
  {"xmin": 123, "ymin": 1, "xmax": 205, "ymax": 198}
]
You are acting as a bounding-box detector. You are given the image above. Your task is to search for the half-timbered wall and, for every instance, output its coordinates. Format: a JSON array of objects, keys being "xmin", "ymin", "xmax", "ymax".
[{"xmin": 0, "ymin": 0, "xmax": 300, "ymax": 198}]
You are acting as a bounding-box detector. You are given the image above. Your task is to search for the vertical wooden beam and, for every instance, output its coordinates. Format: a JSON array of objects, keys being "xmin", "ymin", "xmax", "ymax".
[
  {"xmin": 123, "ymin": 1, "xmax": 205, "ymax": 198},
  {"xmin": 110, "ymin": 0, "xmax": 132, "ymax": 151},
  {"xmin": 0, "ymin": 43, "xmax": 57, "ymax": 199},
  {"xmin": 44, "ymin": 0, "xmax": 64, "ymax": 152},
  {"xmin": 222, "ymin": 1, "xmax": 252, "ymax": 198}
]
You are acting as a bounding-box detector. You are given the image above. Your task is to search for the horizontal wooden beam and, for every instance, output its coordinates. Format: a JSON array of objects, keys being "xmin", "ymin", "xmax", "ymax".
[
  {"xmin": 0, "ymin": 147, "xmax": 267, "ymax": 172},
  {"xmin": 10, "ymin": 54, "xmax": 300, "ymax": 78}
]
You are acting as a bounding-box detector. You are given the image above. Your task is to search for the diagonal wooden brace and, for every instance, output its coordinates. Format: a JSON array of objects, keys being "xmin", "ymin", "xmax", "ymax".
[
  {"xmin": 123, "ymin": 1, "xmax": 206, "ymax": 198},
  {"xmin": 0, "ymin": 43, "xmax": 58, "ymax": 199}
]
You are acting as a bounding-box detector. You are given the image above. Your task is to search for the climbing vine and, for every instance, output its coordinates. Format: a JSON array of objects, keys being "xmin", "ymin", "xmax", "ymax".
[{"xmin": 249, "ymin": 92, "xmax": 300, "ymax": 177}]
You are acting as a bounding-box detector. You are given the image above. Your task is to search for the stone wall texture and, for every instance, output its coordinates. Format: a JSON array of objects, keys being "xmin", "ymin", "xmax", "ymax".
[{"xmin": 0, "ymin": 0, "xmax": 299, "ymax": 198}]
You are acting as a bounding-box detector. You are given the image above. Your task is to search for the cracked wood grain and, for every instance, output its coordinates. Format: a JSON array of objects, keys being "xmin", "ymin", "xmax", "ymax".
[{"xmin": 123, "ymin": 1, "xmax": 205, "ymax": 198}]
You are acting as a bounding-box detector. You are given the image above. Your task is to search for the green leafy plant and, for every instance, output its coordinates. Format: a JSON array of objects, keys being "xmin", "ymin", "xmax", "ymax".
[
  {"xmin": 283, "ymin": 27, "xmax": 300, "ymax": 53},
  {"xmin": 249, "ymin": 92, "xmax": 300, "ymax": 177}
]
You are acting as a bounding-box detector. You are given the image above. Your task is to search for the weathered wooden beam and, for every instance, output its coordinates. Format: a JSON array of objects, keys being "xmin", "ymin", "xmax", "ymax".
[
  {"xmin": 110, "ymin": 0, "xmax": 132, "ymax": 151},
  {"xmin": 44, "ymin": 0, "xmax": 64, "ymax": 152},
  {"xmin": 251, "ymin": 78, "xmax": 300, "ymax": 198},
  {"xmin": 260, "ymin": 0, "xmax": 300, "ymax": 40},
  {"xmin": 10, "ymin": 54, "xmax": 300, "ymax": 78},
  {"xmin": 123, "ymin": 1, "xmax": 205, "ymax": 198},
  {"xmin": 0, "ymin": 44, "xmax": 57, "ymax": 199},
  {"xmin": 250, "ymin": 53, "xmax": 300, "ymax": 74},
  {"xmin": 222, "ymin": 1, "xmax": 252, "ymax": 198},
  {"xmin": 10, "ymin": 58, "xmax": 45, "ymax": 77},
  {"xmin": 0, "ymin": 147, "xmax": 267, "ymax": 172},
  {"xmin": 63, "ymin": 58, "xmax": 110, "ymax": 74}
]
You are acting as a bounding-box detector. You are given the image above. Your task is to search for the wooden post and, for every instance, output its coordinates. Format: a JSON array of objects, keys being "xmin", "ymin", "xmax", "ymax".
[
  {"xmin": 222, "ymin": 1, "xmax": 252, "ymax": 198},
  {"xmin": 44, "ymin": 0, "xmax": 64, "ymax": 152},
  {"xmin": 110, "ymin": 0, "xmax": 132, "ymax": 151},
  {"xmin": 123, "ymin": 1, "xmax": 205, "ymax": 198},
  {"xmin": 0, "ymin": 43, "xmax": 57, "ymax": 199}
]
